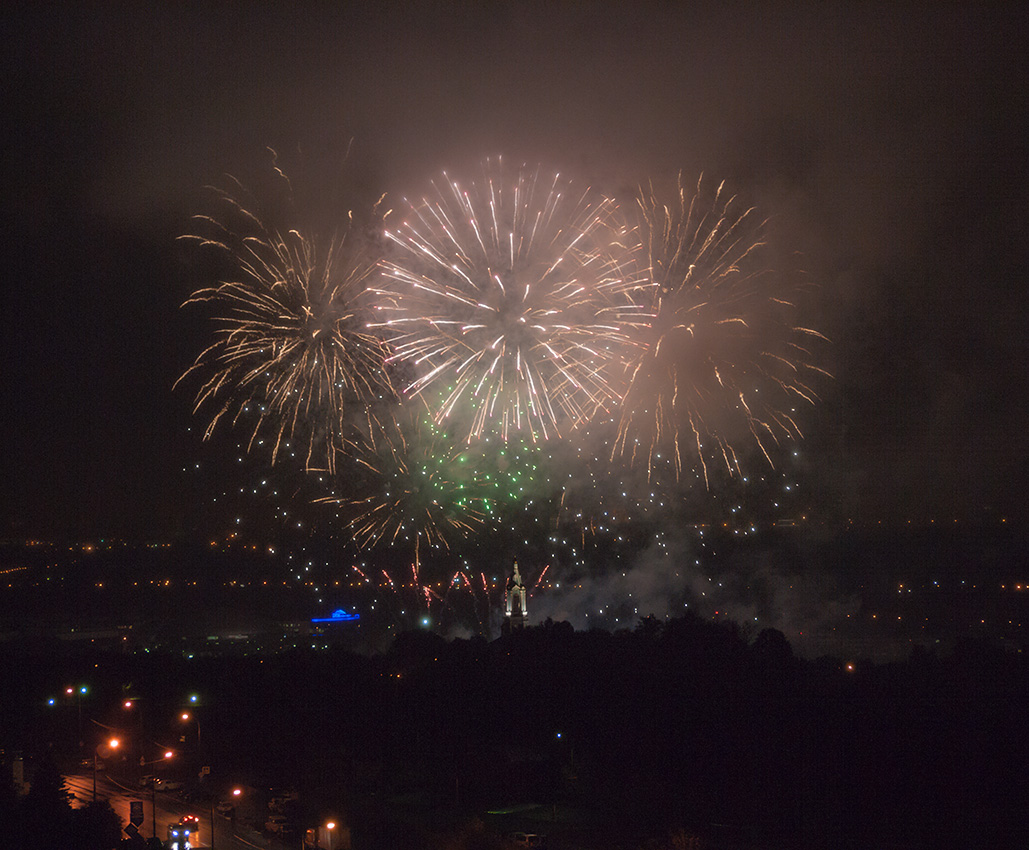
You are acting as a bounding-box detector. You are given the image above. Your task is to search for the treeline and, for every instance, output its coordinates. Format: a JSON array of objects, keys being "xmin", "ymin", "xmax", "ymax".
[
  {"xmin": 0, "ymin": 752, "xmax": 132, "ymax": 850},
  {"xmin": 359, "ymin": 617, "xmax": 1027, "ymax": 848},
  {"xmin": 2, "ymin": 613, "xmax": 1026, "ymax": 849}
]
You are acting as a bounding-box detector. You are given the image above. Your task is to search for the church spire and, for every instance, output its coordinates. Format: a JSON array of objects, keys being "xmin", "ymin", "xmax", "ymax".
[{"xmin": 505, "ymin": 558, "xmax": 527, "ymax": 630}]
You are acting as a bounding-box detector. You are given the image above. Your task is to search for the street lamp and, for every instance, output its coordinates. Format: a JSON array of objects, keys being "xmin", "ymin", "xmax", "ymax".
[
  {"xmin": 180, "ymin": 712, "xmax": 202, "ymax": 752},
  {"xmin": 326, "ymin": 821, "xmax": 336, "ymax": 850},
  {"xmin": 207, "ymin": 783, "xmax": 241, "ymax": 850},
  {"xmin": 93, "ymin": 737, "xmax": 119, "ymax": 801},
  {"xmin": 139, "ymin": 750, "xmax": 174, "ymax": 768},
  {"xmin": 138, "ymin": 751, "xmax": 173, "ymax": 841},
  {"xmin": 66, "ymin": 685, "xmax": 89, "ymax": 749},
  {"xmin": 122, "ymin": 698, "xmax": 145, "ymax": 782}
]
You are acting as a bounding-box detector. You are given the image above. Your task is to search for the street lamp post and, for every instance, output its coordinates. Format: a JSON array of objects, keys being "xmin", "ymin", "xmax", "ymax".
[
  {"xmin": 180, "ymin": 693, "xmax": 206, "ymax": 769},
  {"xmin": 123, "ymin": 698, "xmax": 145, "ymax": 784},
  {"xmin": 93, "ymin": 737, "xmax": 119, "ymax": 801},
  {"xmin": 66, "ymin": 685, "xmax": 88, "ymax": 750},
  {"xmin": 138, "ymin": 750, "xmax": 173, "ymax": 839},
  {"xmin": 326, "ymin": 821, "xmax": 336, "ymax": 850},
  {"xmin": 180, "ymin": 712, "xmax": 202, "ymax": 756}
]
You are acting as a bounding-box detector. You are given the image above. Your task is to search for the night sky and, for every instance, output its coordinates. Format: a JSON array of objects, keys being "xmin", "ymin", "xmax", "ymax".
[{"xmin": 2, "ymin": 2, "xmax": 1025, "ymax": 541}]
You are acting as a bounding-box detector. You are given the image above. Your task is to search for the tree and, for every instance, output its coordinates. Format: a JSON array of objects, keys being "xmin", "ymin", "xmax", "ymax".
[
  {"xmin": 75, "ymin": 798, "xmax": 123, "ymax": 850},
  {"xmin": 0, "ymin": 765, "xmax": 17, "ymax": 824},
  {"xmin": 18, "ymin": 751, "xmax": 74, "ymax": 849}
]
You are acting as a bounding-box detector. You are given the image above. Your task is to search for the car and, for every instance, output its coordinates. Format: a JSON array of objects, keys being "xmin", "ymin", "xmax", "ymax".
[
  {"xmin": 168, "ymin": 815, "xmax": 201, "ymax": 850},
  {"xmin": 155, "ymin": 779, "xmax": 184, "ymax": 792},
  {"xmin": 507, "ymin": 833, "xmax": 545, "ymax": 848},
  {"xmin": 268, "ymin": 790, "xmax": 298, "ymax": 812},
  {"xmin": 265, "ymin": 815, "xmax": 290, "ymax": 834}
]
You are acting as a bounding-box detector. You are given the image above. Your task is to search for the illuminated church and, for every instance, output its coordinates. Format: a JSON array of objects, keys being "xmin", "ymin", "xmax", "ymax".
[{"xmin": 504, "ymin": 559, "xmax": 528, "ymax": 631}]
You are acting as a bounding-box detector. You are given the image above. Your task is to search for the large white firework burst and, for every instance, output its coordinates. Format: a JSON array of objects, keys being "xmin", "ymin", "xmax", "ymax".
[{"xmin": 371, "ymin": 158, "xmax": 636, "ymax": 443}]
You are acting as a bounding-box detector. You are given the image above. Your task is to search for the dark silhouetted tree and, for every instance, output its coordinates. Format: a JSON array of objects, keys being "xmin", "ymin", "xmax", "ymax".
[
  {"xmin": 75, "ymin": 797, "xmax": 123, "ymax": 849},
  {"xmin": 18, "ymin": 751, "xmax": 74, "ymax": 849}
]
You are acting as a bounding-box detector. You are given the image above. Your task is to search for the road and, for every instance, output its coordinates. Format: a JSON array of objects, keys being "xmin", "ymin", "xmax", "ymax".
[{"xmin": 64, "ymin": 771, "xmax": 297, "ymax": 850}]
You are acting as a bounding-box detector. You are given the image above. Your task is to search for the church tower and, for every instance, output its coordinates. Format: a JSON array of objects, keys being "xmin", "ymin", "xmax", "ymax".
[{"xmin": 505, "ymin": 559, "xmax": 528, "ymax": 630}]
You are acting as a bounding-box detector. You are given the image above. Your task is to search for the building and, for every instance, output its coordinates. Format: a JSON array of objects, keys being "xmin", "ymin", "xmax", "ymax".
[{"xmin": 505, "ymin": 560, "xmax": 527, "ymax": 631}]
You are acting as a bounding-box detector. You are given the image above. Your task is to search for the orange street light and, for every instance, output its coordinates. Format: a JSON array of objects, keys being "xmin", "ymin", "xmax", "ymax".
[
  {"xmin": 179, "ymin": 712, "xmax": 202, "ymax": 752},
  {"xmin": 140, "ymin": 750, "xmax": 173, "ymax": 767},
  {"xmin": 93, "ymin": 738, "xmax": 120, "ymax": 801}
]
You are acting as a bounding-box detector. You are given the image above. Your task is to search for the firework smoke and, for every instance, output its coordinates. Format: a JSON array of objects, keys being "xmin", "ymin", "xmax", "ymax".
[{"xmin": 612, "ymin": 175, "xmax": 830, "ymax": 486}]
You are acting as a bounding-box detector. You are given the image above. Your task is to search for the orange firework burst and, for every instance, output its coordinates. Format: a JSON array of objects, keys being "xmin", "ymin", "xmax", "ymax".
[{"xmin": 177, "ymin": 176, "xmax": 394, "ymax": 472}]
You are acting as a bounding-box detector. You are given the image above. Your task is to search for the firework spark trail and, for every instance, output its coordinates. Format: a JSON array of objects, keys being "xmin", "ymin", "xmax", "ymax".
[
  {"xmin": 372, "ymin": 158, "xmax": 639, "ymax": 443},
  {"xmin": 177, "ymin": 176, "xmax": 394, "ymax": 473},
  {"xmin": 411, "ymin": 560, "xmax": 445, "ymax": 608},
  {"xmin": 445, "ymin": 569, "xmax": 503, "ymax": 636},
  {"xmin": 317, "ymin": 406, "xmax": 494, "ymax": 552},
  {"xmin": 612, "ymin": 175, "xmax": 830, "ymax": 484}
]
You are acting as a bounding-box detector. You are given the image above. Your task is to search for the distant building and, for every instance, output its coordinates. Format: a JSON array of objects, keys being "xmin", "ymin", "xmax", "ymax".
[
  {"xmin": 9, "ymin": 753, "xmax": 26, "ymax": 795},
  {"xmin": 505, "ymin": 560, "xmax": 527, "ymax": 631}
]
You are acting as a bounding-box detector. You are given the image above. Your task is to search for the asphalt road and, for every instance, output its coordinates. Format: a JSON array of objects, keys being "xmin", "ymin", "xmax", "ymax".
[{"xmin": 64, "ymin": 771, "xmax": 295, "ymax": 850}]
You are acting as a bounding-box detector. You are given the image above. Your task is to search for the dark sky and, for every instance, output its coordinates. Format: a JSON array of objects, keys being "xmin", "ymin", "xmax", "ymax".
[{"xmin": 2, "ymin": 1, "xmax": 1026, "ymax": 540}]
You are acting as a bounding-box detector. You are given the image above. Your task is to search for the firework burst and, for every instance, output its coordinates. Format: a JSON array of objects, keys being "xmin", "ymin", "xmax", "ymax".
[
  {"xmin": 613, "ymin": 175, "xmax": 830, "ymax": 485},
  {"xmin": 320, "ymin": 406, "xmax": 494, "ymax": 553},
  {"xmin": 177, "ymin": 176, "xmax": 394, "ymax": 472},
  {"xmin": 372, "ymin": 158, "xmax": 635, "ymax": 443}
]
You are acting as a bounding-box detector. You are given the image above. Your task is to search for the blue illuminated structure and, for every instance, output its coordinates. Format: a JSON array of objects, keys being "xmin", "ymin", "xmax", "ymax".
[{"xmin": 311, "ymin": 608, "xmax": 360, "ymax": 624}]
